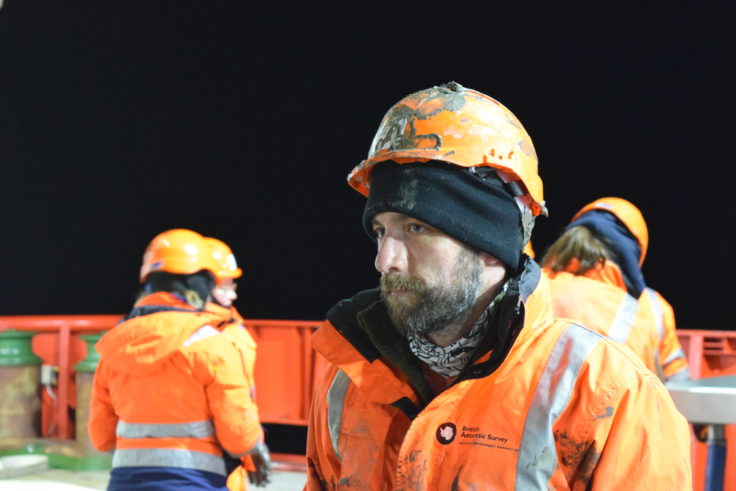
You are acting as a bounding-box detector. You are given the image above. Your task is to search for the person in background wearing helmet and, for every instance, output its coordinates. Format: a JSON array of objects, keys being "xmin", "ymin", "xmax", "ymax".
[
  {"xmin": 89, "ymin": 229, "xmax": 267, "ymax": 491},
  {"xmin": 541, "ymin": 197, "xmax": 690, "ymax": 382},
  {"xmin": 541, "ymin": 199, "xmax": 705, "ymax": 442},
  {"xmin": 204, "ymin": 236, "xmax": 272, "ymax": 489},
  {"xmin": 305, "ymin": 83, "xmax": 691, "ymax": 489}
]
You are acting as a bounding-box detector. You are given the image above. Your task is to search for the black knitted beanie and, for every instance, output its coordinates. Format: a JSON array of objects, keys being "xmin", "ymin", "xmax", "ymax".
[{"xmin": 362, "ymin": 161, "xmax": 523, "ymax": 270}]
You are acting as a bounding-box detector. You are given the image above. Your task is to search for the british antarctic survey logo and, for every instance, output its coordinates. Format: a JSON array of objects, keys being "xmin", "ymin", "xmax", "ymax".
[{"xmin": 436, "ymin": 422, "xmax": 457, "ymax": 445}]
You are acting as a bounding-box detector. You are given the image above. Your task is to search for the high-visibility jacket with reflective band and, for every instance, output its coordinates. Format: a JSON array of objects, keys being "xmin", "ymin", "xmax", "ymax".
[
  {"xmin": 306, "ymin": 266, "xmax": 691, "ymax": 490},
  {"xmin": 89, "ymin": 292, "xmax": 263, "ymax": 479},
  {"xmin": 215, "ymin": 304, "xmax": 260, "ymax": 491},
  {"xmin": 219, "ymin": 305, "xmax": 258, "ymax": 398},
  {"xmin": 544, "ymin": 260, "xmax": 690, "ymax": 381},
  {"xmin": 640, "ymin": 288, "xmax": 690, "ymax": 380}
]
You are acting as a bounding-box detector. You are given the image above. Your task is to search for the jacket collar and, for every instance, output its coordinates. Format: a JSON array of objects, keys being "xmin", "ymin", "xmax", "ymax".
[
  {"xmin": 121, "ymin": 292, "xmax": 234, "ymax": 327},
  {"xmin": 313, "ymin": 258, "xmax": 553, "ymax": 415},
  {"xmin": 559, "ymin": 258, "xmax": 628, "ymax": 291}
]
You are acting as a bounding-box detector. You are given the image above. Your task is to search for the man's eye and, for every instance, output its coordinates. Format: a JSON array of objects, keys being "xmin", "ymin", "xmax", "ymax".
[
  {"xmin": 408, "ymin": 223, "xmax": 425, "ymax": 233},
  {"xmin": 372, "ymin": 227, "xmax": 385, "ymax": 239}
]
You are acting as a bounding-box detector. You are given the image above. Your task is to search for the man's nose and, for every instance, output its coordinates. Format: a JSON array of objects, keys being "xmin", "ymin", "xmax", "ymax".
[{"xmin": 375, "ymin": 236, "xmax": 407, "ymax": 273}]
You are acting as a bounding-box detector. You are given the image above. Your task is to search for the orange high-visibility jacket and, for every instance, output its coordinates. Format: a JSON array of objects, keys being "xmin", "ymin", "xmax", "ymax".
[
  {"xmin": 306, "ymin": 261, "xmax": 691, "ymax": 490},
  {"xmin": 218, "ymin": 305, "xmax": 260, "ymax": 491},
  {"xmin": 544, "ymin": 260, "xmax": 690, "ymax": 381},
  {"xmin": 640, "ymin": 288, "xmax": 690, "ymax": 380},
  {"xmin": 89, "ymin": 292, "xmax": 263, "ymax": 477},
  {"xmin": 220, "ymin": 306, "xmax": 258, "ymax": 396}
]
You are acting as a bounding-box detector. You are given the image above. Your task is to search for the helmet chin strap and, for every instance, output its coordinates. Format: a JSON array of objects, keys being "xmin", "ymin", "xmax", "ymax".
[
  {"xmin": 498, "ymin": 173, "xmax": 544, "ymax": 246},
  {"xmin": 519, "ymin": 206, "xmax": 535, "ymax": 247}
]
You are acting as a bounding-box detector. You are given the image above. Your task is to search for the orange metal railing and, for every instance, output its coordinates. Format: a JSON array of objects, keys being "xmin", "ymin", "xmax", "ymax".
[
  {"xmin": 247, "ymin": 319, "xmax": 325, "ymax": 426},
  {"xmin": 0, "ymin": 315, "xmax": 325, "ymax": 441}
]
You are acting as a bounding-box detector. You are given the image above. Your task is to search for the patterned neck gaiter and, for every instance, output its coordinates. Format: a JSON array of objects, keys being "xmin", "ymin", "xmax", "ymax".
[{"xmin": 407, "ymin": 280, "xmax": 509, "ymax": 377}]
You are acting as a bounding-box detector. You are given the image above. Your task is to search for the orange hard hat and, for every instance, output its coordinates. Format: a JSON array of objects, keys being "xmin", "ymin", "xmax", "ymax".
[
  {"xmin": 571, "ymin": 197, "xmax": 649, "ymax": 265},
  {"xmin": 139, "ymin": 229, "xmax": 217, "ymax": 283},
  {"xmin": 348, "ymin": 82, "xmax": 547, "ymax": 217},
  {"xmin": 204, "ymin": 237, "xmax": 243, "ymax": 283}
]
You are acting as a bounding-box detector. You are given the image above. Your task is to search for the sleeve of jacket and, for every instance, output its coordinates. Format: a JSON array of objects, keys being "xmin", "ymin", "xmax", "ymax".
[
  {"xmin": 585, "ymin": 353, "xmax": 692, "ymax": 489},
  {"xmin": 88, "ymin": 359, "xmax": 118, "ymax": 451},
  {"xmin": 190, "ymin": 335, "xmax": 264, "ymax": 456},
  {"xmin": 653, "ymin": 292, "xmax": 690, "ymax": 380},
  {"xmin": 306, "ymin": 364, "xmax": 341, "ymax": 490}
]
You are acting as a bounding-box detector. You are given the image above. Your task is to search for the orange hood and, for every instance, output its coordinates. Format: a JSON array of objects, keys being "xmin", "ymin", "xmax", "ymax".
[
  {"xmin": 96, "ymin": 293, "xmax": 230, "ymax": 376},
  {"xmin": 546, "ymin": 257, "xmax": 627, "ymax": 291}
]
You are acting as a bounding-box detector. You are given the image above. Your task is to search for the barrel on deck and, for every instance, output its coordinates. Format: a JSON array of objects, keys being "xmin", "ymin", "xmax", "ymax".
[{"xmin": 0, "ymin": 330, "xmax": 42, "ymax": 439}]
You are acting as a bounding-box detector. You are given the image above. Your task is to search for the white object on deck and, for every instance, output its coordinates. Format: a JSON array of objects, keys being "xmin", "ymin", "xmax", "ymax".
[
  {"xmin": 0, "ymin": 455, "xmax": 49, "ymax": 479},
  {"xmin": 667, "ymin": 374, "xmax": 736, "ymax": 424}
]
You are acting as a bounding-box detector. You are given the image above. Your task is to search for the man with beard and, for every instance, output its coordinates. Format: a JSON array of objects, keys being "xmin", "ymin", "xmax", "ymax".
[{"xmin": 305, "ymin": 82, "xmax": 691, "ymax": 490}]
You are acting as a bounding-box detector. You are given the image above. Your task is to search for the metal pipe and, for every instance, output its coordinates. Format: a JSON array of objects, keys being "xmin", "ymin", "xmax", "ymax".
[{"xmin": 705, "ymin": 424, "xmax": 726, "ymax": 491}]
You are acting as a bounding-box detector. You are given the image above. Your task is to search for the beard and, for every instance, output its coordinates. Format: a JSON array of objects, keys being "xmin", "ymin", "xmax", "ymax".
[{"xmin": 380, "ymin": 247, "xmax": 483, "ymax": 337}]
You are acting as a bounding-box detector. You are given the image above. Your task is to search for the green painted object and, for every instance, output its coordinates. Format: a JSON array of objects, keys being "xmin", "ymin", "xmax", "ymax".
[
  {"xmin": 0, "ymin": 330, "xmax": 41, "ymax": 367},
  {"xmin": 0, "ymin": 442, "xmax": 112, "ymax": 471},
  {"xmin": 74, "ymin": 333, "xmax": 103, "ymax": 372},
  {"xmin": 48, "ymin": 452, "xmax": 113, "ymax": 471}
]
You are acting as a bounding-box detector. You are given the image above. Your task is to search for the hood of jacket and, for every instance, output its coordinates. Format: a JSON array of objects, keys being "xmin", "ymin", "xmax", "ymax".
[
  {"xmin": 547, "ymin": 257, "xmax": 628, "ymax": 293},
  {"xmin": 96, "ymin": 292, "xmax": 232, "ymax": 376}
]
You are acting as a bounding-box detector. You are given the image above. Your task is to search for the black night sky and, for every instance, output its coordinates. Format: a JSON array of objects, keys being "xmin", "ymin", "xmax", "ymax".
[{"xmin": 1, "ymin": 3, "xmax": 734, "ymax": 332}]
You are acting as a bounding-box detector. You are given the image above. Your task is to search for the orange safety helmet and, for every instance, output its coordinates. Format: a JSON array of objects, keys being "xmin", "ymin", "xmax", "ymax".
[
  {"xmin": 204, "ymin": 237, "xmax": 243, "ymax": 284},
  {"xmin": 571, "ymin": 197, "xmax": 649, "ymax": 265},
  {"xmin": 139, "ymin": 229, "xmax": 218, "ymax": 283},
  {"xmin": 348, "ymin": 82, "xmax": 547, "ymax": 218}
]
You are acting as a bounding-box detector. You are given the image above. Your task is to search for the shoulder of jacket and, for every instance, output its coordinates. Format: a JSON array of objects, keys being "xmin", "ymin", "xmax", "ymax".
[
  {"xmin": 643, "ymin": 287, "xmax": 673, "ymax": 309},
  {"xmin": 530, "ymin": 320, "xmax": 638, "ymax": 379},
  {"xmin": 180, "ymin": 325, "xmax": 238, "ymax": 360},
  {"xmin": 583, "ymin": 328, "xmax": 662, "ymax": 394},
  {"xmin": 182, "ymin": 324, "xmax": 220, "ymax": 347},
  {"xmin": 537, "ymin": 324, "xmax": 664, "ymax": 423}
]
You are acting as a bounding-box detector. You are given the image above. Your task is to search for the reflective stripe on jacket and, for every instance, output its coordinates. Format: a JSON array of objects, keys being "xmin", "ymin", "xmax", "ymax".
[
  {"xmin": 307, "ymin": 264, "xmax": 692, "ymax": 490},
  {"xmin": 642, "ymin": 287, "xmax": 690, "ymax": 381},
  {"xmin": 215, "ymin": 304, "xmax": 260, "ymax": 488},
  {"xmin": 544, "ymin": 267, "xmax": 660, "ymax": 374},
  {"xmin": 544, "ymin": 261, "xmax": 690, "ymax": 381},
  {"xmin": 89, "ymin": 292, "xmax": 263, "ymax": 477}
]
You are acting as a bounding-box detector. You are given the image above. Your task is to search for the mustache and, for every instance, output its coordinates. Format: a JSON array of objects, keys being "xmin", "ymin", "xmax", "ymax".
[{"xmin": 380, "ymin": 273, "xmax": 425, "ymax": 292}]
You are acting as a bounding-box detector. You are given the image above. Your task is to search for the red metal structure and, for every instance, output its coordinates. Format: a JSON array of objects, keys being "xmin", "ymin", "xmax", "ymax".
[
  {"xmin": 0, "ymin": 315, "xmax": 325, "ymax": 438},
  {"xmin": 677, "ymin": 329, "xmax": 736, "ymax": 491}
]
